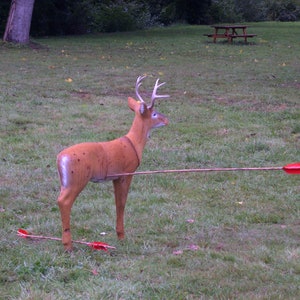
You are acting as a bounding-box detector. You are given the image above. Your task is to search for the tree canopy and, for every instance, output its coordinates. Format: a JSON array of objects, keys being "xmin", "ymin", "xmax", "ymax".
[{"xmin": 1, "ymin": 0, "xmax": 300, "ymax": 38}]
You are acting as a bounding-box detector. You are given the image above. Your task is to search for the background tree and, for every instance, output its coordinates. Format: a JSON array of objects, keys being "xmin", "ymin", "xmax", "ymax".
[
  {"xmin": 1, "ymin": 0, "xmax": 300, "ymax": 39},
  {"xmin": 210, "ymin": 0, "xmax": 243, "ymax": 22},
  {"xmin": 211, "ymin": 0, "xmax": 300, "ymax": 22},
  {"xmin": 175, "ymin": 0, "xmax": 212, "ymax": 24},
  {"xmin": 31, "ymin": 0, "xmax": 93, "ymax": 36},
  {"xmin": 264, "ymin": 0, "xmax": 299, "ymax": 21},
  {"xmin": 3, "ymin": 0, "xmax": 35, "ymax": 44}
]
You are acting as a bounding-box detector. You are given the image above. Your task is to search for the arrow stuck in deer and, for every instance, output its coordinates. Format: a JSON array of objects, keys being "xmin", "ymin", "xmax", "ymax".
[{"xmin": 106, "ymin": 162, "xmax": 300, "ymax": 177}]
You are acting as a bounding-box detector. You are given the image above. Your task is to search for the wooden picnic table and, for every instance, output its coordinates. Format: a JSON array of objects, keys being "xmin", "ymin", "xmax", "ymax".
[{"xmin": 204, "ymin": 25, "xmax": 257, "ymax": 43}]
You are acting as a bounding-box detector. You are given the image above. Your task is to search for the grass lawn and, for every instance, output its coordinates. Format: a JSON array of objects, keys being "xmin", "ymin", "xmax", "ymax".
[{"xmin": 0, "ymin": 22, "xmax": 299, "ymax": 299}]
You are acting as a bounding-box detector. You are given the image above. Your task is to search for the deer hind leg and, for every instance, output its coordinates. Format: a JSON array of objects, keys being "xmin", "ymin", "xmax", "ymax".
[
  {"xmin": 57, "ymin": 187, "xmax": 82, "ymax": 251},
  {"xmin": 113, "ymin": 176, "xmax": 133, "ymax": 240}
]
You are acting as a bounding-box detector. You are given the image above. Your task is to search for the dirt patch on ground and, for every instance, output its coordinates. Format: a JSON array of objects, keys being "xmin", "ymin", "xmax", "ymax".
[
  {"xmin": 214, "ymin": 97, "xmax": 295, "ymax": 112},
  {"xmin": 280, "ymin": 82, "xmax": 300, "ymax": 89},
  {"xmin": 196, "ymin": 223, "xmax": 300, "ymax": 254},
  {"xmin": 71, "ymin": 91, "xmax": 93, "ymax": 100}
]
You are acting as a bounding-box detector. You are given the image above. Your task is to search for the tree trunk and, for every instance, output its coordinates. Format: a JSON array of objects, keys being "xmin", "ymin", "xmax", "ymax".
[{"xmin": 3, "ymin": 0, "xmax": 35, "ymax": 44}]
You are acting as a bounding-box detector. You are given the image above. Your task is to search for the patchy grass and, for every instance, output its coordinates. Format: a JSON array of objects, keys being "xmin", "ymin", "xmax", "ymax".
[{"xmin": 0, "ymin": 22, "xmax": 299, "ymax": 299}]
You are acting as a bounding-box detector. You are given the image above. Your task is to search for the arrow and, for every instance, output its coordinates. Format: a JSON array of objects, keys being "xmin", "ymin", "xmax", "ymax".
[
  {"xmin": 106, "ymin": 162, "xmax": 300, "ymax": 178},
  {"xmin": 17, "ymin": 229, "xmax": 115, "ymax": 252}
]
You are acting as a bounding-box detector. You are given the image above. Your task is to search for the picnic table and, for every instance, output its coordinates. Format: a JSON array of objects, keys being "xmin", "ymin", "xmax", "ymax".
[{"xmin": 204, "ymin": 25, "xmax": 257, "ymax": 43}]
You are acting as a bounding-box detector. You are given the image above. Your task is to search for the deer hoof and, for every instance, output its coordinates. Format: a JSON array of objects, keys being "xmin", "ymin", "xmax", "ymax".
[
  {"xmin": 63, "ymin": 243, "xmax": 73, "ymax": 252},
  {"xmin": 117, "ymin": 232, "xmax": 125, "ymax": 240}
]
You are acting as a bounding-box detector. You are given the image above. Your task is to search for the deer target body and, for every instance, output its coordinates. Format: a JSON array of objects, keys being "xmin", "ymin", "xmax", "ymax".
[{"xmin": 56, "ymin": 76, "xmax": 169, "ymax": 251}]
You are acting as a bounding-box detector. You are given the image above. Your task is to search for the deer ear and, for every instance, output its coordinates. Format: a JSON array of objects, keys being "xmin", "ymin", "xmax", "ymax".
[
  {"xmin": 128, "ymin": 97, "xmax": 147, "ymax": 115},
  {"xmin": 128, "ymin": 97, "xmax": 138, "ymax": 112}
]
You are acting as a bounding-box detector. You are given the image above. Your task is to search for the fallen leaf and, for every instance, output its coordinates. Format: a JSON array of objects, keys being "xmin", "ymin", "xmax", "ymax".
[
  {"xmin": 188, "ymin": 244, "xmax": 199, "ymax": 251},
  {"xmin": 173, "ymin": 250, "xmax": 183, "ymax": 255},
  {"xmin": 91, "ymin": 269, "xmax": 99, "ymax": 275},
  {"xmin": 215, "ymin": 243, "xmax": 225, "ymax": 251},
  {"xmin": 186, "ymin": 219, "xmax": 194, "ymax": 223}
]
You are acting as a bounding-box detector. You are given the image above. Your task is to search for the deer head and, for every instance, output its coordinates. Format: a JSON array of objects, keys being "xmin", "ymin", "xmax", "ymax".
[{"xmin": 127, "ymin": 75, "xmax": 169, "ymax": 141}]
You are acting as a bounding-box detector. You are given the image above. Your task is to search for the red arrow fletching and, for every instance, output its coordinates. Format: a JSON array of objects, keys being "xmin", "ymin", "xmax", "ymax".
[
  {"xmin": 17, "ymin": 228, "xmax": 30, "ymax": 238},
  {"xmin": 88, "ymin": 241, "xmax": 116, "ymax": 251},
  {"xmin": 282, "ymin": 162, "xmax": 300, "ymax": 174}
]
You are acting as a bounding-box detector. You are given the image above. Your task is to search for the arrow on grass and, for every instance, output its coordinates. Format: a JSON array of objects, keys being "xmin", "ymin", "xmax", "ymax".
[{"xmin": 17, "ymin": 229, "xmax": 115, "ymax": 252}]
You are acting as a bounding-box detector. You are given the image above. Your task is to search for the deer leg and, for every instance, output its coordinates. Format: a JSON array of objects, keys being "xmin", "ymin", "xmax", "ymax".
[
  {"xmin": 113, "ymin": 176, "xmax": 133, "ymax": 240},
  {"xmin": 57, "ymin": 187, "xmax": 81, "ymax": 251}
]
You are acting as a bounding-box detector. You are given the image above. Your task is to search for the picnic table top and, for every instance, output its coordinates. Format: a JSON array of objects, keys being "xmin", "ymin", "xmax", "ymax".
[{"xmin": 211, "ymin": 25, "xmax": 248, "ymax": 29}]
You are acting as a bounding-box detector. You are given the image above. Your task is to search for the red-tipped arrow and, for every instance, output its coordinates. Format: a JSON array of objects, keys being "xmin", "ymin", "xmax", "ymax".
[
  {"xmin": 106, "ymin": 162, "xmax": 300, "ymax": 178},
  {"xmin": 17, "ymin": 229, "xmax": 115, "ymax": 252}
]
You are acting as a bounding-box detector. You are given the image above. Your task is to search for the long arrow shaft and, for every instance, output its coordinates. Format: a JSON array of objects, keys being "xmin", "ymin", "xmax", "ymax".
[{"xmin": 107, "ymin": 166, "xmax": 283, "ymax": 178}]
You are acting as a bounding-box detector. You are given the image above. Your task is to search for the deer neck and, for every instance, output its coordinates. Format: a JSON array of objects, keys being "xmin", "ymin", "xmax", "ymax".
[{"xmin": 125, "ymin": 117, "xmax": 149, "ymax": 162}]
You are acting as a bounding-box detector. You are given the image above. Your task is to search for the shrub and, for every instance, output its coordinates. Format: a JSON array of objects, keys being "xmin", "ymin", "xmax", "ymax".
[
  {"xmin": 92, "ymin": 1, "xmax": 156, "ymax": 33},
  {"xmin": 210, "ymin": 0, "xmax": 300, "ymax": 23},
  {"xmin": 210, "ymin": 0, "xmax": 243, "ymax": 23}
]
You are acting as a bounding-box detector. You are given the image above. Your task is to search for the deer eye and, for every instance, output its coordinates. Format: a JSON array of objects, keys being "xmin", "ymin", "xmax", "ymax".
[{"xmin": 152, "ymin": 112, "xmax": 157, "ymax": 118}]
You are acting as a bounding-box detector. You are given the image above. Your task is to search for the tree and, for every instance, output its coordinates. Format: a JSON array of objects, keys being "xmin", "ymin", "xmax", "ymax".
[
  {"xmin": 3, "ymin": 0, "xmax": 35, "ymax": 44},
  {"xmin": 176, "ymin": 0, "xmax": 212, "ymax": 24}
]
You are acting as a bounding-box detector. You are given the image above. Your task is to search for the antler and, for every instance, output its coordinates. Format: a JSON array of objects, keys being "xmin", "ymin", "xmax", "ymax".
[
  {"xmin": 135, "ymin": 75, "xmax": 146, "ymax": 103},
  {"xmin": 135, "ymin": 76, "xmax": 169, "ymax": 109},
  {"xmin": 149, "ymin": 78, "xmax": 170, "ymax": 109}
]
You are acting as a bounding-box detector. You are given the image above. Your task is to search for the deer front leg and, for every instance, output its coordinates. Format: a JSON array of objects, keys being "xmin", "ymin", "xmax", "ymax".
[
  {"xmin": 57, "ymin": 187, "xmax": 80, "ymax": 251},
  {"xmin": 113, "ymin": 176, "xmax": 133, "ymax": 240}
]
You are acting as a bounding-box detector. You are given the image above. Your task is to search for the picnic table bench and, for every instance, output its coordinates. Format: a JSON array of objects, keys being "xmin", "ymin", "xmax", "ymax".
[{"xmin": 204, "ymin": 25, "xmax": 257, "ymax": 43}]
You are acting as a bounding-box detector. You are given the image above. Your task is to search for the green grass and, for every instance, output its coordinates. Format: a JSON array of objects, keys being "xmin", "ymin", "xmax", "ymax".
[{"xmin": 1, "ymin": 22, "xmax": 299, "ymax": 299}]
